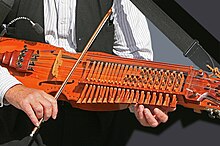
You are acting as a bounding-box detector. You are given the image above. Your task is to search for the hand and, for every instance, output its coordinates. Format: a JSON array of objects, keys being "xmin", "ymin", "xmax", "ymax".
[
  {"xmin": 133, "ymin": 104, "xmax": 171, "ymax": 127},
  {"xmin": 4, "ymin": 84, "xmax": 58, "ymax": 126}
]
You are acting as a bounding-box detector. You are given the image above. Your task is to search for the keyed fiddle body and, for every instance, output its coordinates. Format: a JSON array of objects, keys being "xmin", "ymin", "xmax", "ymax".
[{"xmin": 1, "ymin": 37, "xmax": 220, "ymax": 118}]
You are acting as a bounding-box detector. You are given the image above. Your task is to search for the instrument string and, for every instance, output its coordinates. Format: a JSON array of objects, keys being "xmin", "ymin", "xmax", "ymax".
[{"xmin": 29, "ymin": 63, "xmax": 220, "ymax": 93}]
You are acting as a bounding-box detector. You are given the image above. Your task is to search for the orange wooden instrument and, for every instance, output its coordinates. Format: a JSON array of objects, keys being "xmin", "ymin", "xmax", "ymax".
[{"xmin": 1, "ymin": 37, "xmax": 220, "ymax": 118}]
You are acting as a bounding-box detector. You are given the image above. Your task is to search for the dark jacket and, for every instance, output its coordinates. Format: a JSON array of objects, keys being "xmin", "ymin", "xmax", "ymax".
[{"xmin": 2, "ymin": 0, "xmax": 114, "ymax": 53}]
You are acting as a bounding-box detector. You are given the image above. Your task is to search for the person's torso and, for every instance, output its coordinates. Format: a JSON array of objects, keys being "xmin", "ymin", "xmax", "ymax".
[{"xmin": 4, "ymin": 0, "xmax": 114, "ymax": 54}]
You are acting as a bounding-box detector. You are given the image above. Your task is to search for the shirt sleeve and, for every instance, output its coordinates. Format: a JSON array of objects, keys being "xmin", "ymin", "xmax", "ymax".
[
  {"xmin": 112, "ymin": 0, "xmax": 153, "ymax": 61},
  {"xmin": 0, "ymin": 66, "xmax": 21, "ymax": 107}
]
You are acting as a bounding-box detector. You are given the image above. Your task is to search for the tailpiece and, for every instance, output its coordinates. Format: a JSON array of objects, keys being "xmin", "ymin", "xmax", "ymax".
[{"xmin": 1, "ymin": 37, "xmax": 220, "ymax": 118}]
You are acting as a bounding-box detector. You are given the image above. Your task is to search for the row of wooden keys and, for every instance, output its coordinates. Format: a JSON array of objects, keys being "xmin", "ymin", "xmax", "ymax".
[
  {"xmin": 76, "ymin": 84, "xmax": 177, "ymax": 109},
  {"xmin": 81, "ymin": 61, "xmax": 185, "ymax": 92},
  {"xmin": 76, "ymin": 61, "xmax": 185, "ymax": 108}
]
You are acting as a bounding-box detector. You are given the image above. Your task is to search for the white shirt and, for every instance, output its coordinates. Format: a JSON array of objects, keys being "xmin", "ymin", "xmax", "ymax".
[
  {"xmin": 0, "ymin": 66, "xmax": 21, "ymax": 107},
  {"xmin": 0, "ymin": 0, "xmax": 153, "ymax": 106},
  {"xmin": 44, "ymin": 0, "xmax": 153, "ymax": 59}
]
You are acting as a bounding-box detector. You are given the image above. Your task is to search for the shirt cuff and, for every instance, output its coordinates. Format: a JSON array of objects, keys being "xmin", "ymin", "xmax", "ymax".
[{"xmin": 0, "ymin": 74, "xmax": 21, "ymax": 107}]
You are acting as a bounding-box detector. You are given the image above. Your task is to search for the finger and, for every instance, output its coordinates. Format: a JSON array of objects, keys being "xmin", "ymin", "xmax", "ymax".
[
  {"xmin": 135, "ymin": 105, "xmax": 156, "ymax": 127},
  {"xmin": 37, "ymin": 97, "xmax": 53, "ymax": 121},
  {"xmin": 31, "ymin": 101, "xmax": 44, "ymax": 120},
  {"xmin": 134, "ymin": 105, "xmax": 144, "ymax": 121},
  {"xmin": 134, "ymin": 105, "xmax": 150, "ymax": 126},
  {"xmin": 41, "ymin": 92, "xmax": 58, "ymax": 119},
  {"xmin": 154, "ymin": 108, "xmax": 168, "ymax": 123},
  {"xmin": 143, "ymin": 108, "xmax": 159, "ymax": 127},
  {"xmin": 22, "ymin": 103, "xmax": 39, "ymax": 126}
]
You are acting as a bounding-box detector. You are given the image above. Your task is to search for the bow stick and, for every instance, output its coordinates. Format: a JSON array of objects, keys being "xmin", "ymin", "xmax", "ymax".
[{"xmin": 30, "ymin": 7, "xmax": 113, "ymax": 138}]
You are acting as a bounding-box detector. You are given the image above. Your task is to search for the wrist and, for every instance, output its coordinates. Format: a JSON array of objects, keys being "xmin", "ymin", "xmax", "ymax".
[{"xmin": 4, "ymin": 84, "xmax": 23, "ymax": 104}]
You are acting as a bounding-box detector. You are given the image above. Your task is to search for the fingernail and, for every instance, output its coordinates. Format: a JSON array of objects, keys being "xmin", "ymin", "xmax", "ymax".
[
  {"xmin": 53, "ymin": 115, "xmax": 57, "ymax": 119},
  {"xmin": 154, "ymin": 108, "xmax": 159, "ymax": 113},
  {"xmin": 35, "ymin": 122, "xmax": 39, "ymax": 127},
  {"xmin": 151, "ymin": 123, "xmax": 158, "ymax": 127}
]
